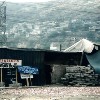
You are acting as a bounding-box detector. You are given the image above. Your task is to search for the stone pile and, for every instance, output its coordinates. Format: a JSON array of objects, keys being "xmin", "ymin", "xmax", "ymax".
[{"xmin": 61, "ymin": 66, "xmax": 100, "ymax": 86}]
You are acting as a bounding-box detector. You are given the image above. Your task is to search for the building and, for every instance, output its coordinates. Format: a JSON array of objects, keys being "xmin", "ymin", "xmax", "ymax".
[
  {"xmin": 0, "ymin": 39, "xmax": 100, "ymax": 87},
  {"xmin": 0, "ymin": 47, "xmax": 82, "ymax": 87}
]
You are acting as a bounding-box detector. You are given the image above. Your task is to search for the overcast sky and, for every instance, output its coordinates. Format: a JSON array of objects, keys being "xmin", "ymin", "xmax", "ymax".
[{"xmin": 0, "ymin": 0, "xmax": 54, "ymax": 3}]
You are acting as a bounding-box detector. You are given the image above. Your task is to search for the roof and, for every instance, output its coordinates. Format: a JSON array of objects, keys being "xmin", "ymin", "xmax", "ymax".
[{"xmin": 63, "ymin": 39, "xmax": 94, "ymax": 53}]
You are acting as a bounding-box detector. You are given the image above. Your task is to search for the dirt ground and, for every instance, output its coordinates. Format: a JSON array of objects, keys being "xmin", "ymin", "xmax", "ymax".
[{"xmin": 0, "ymin": 86, "xmax": 100, "ymax": 100}]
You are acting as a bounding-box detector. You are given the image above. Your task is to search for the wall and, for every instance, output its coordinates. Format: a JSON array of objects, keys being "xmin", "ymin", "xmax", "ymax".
[
  {"xmin": 51, "ymin": 65, "xmax": 66, "ymax": 84},
  {"xmin": 0, "ymin": 48, "xmax": 45, "ymax": 86}
]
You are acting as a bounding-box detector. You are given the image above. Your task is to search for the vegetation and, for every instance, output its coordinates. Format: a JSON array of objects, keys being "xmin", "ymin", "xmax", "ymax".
[{"xmin": 6, "ymin": 0, "xmax": 100, "ymax": 49}]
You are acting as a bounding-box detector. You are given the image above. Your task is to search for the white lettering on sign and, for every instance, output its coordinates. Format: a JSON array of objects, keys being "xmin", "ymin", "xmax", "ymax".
[{"xmin": 0, "ymin": 59, "xmax": 22, "ymax": 68}]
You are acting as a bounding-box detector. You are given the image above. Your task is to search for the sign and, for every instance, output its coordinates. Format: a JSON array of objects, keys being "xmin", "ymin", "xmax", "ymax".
[
  {"xmin": 0, "ymin": 59, "xmax": 22, "ymax": 68},
  {"xmin": 18, "ymin": 66, "xmax": 39, "ymax": 74},
  {"xmin": 20, "ymin": 74, "xmax": 33, "ymax": 79}
]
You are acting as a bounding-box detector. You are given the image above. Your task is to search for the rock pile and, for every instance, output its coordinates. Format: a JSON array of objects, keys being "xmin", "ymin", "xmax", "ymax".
[{"xmin": 61, "ymin": 66, "xmax": 100, "ymax": 86}]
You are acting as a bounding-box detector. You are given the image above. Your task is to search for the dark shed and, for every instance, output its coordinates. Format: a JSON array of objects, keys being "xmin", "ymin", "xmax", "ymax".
[
  {"xmin": 0, "ymin": 48, "xmax": 82, "ymax": 86},
  {"xmin": 0, "ymin": 48, "xmax": 45, "ymax": 86}
]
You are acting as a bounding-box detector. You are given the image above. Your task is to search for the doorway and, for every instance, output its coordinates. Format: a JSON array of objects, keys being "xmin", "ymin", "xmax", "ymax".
[{"xmin": 44, "ymin": 65, "xmax": 52, "ymax": 85}]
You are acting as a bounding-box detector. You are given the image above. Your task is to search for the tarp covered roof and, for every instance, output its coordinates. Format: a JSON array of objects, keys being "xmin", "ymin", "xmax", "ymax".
[
  {"xmin": 86, "ymin": 51, "xmax": 100, "ymax": 74},
  {"xmin": 64, "ymin": 39, "xmax": 94, "ymax": 53}
]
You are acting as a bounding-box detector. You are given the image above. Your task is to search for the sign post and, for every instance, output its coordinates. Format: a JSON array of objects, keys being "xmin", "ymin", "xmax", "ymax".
[
  {"xmin": 16, "ymin": 68, "xmax": 18, "ymax": 84},
  {"xmin": 29, "ymin": 74, "xmax": 32, "ymax": 86},
  {"xmin": 0, "ymin": 68, "xmax": 2, "ymax": 83},
  {"xmin": 0, "ymin": 59, "xmax": 22, "ymax": 87},
  {"xmin": 26, "ymin": 78, "xmax": 29, "ymax": 86},
  {"xmin": 18, "ymin": 66, "xmax": 39, "ymax": 86},
  {"xmin": 20, "ymin": 74, "xmax": 33, "ymax": 86}
]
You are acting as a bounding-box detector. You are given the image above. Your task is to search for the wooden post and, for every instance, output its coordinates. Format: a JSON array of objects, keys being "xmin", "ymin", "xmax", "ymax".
[
  {"xmin": 0, "ymin": 68, "xmax": 2, "ymax": 83},
  {"xmin": 29, "ymin": 74, "xmax": 32, "ymax": 86},
  {"xmin": 26, "ymin": 78, "xmax": 29, "ymax": 86},
  {"xmin": 30, "ymin": 78, "xmax": 32, "ymax": 86},
  {"xmin": 16, "ymin": 68, "xmax": 18, "ymax": 84},
  {"xmin": 80, "ymin": 52, "xmax": 84, "ymax": 65}
]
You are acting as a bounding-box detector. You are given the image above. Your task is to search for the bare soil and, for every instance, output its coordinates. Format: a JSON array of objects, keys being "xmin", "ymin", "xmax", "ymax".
[{"xmin": 0, "ymin": 86, "xmax": 100, "ymax": 100}]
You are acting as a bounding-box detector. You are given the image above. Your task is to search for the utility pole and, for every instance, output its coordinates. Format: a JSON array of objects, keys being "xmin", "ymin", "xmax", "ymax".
[{"xmin": 0, "ymin": 1, "xmax": 6, "ymax": 47}]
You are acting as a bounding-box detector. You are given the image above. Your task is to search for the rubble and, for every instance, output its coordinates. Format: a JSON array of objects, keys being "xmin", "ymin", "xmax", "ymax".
[{"xmin": 61, "ymin": 66, "xmax": 100, "ymax": 86}]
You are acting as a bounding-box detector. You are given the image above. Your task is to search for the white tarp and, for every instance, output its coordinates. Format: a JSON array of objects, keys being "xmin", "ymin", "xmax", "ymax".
[{"xmin": 64, "ymin": 39, "xmax": 94, "ymax": 53}]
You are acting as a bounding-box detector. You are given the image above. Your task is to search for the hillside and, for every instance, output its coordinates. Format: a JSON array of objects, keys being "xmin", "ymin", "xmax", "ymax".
[{"xmin": 6, "ymin": 0, "xmax": 100, "ymax": 49}]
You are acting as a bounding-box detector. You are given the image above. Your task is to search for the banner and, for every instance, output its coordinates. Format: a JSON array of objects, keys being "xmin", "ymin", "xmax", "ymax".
[
  {"xmin": 18, "ymin": 66, "xmax": 39, "ymax": 74},
  {"xmin": 0, "ymin": 59, "xmax": 22, "ymax": 68}
]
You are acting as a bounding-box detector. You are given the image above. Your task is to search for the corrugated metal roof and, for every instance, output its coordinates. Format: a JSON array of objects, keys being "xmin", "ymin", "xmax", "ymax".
[{"xmin": 0, "ymin": 47, "xmax": 65, "ymax": 53}]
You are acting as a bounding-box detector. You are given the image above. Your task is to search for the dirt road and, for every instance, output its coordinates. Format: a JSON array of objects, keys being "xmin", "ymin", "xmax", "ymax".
[{"xmin": 0, "ymin": 86, "xmax": 100, "ymax": 100}]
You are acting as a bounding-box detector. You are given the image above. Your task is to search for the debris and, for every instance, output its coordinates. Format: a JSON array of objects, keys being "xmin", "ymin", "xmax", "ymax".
[{"xmin": 61, "ymin": 66, "xmax": 99, "ymax": 86}]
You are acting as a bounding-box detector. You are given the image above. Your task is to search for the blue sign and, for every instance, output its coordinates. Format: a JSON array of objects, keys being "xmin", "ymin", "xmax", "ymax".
[{"xmin": 18, "ymin": 66, "xmax": 39, "ymax": 74}]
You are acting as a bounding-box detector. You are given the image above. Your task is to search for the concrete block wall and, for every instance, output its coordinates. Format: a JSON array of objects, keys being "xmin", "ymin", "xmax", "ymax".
[{"xmin": 51, "ymin": 65, "xmax": 66, "ymax": 84}]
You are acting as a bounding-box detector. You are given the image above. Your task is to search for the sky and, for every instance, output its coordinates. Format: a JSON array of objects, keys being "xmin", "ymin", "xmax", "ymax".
[{"xmin": 0, "ymin": 0, "xmax": 54, "ymax": 3}]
